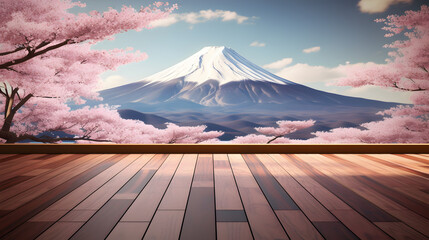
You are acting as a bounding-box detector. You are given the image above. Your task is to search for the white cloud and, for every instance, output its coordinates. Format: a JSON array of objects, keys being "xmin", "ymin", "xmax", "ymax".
[
  {"xmin": 276, "ymin": 63, "xmax": 341, "ymax": 83},
  {"xmin": 358, "ymin": 0, "xmax": 412, "ymax": 14},
  {"xmin": 263, "ymin": 58, "xmax": 293, "ymax": 69},
  {"xmin": 150, "ymin": 10, "xmax": 252, "ymax": 28},
  {"xmin": 98, "ymin": 75, "xmax": 135, "ymax": 90},
  {"xmin": 275, "ymin": 62, "xmax": 412, "ymax": 103},
  {"xmin": 250, "ymin": 41, "xmax": 266, "ymax": 47},
  {"xmin": 303, "ymin": 46, "xmax": 321, "ymax": 53}
]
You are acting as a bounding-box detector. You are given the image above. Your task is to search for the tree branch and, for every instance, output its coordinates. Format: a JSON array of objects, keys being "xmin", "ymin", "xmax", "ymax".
[
  {"xmin": 267, "ymin": 135, "xmax": 282, "ymax": 144},
  {"xmin": 0, "ymin": 130, "xmax": 111, "ymax": 143},
  {"xmin": 393, "ymin": 82, "xmax": 426, "ymax": 92},
  {"xmin": 0, "ymin": 46, "xmax": 26, "ymax": 56},
  {"xmin": 0, "ymin": 39, "xmax": 73, "ymax": 70}
]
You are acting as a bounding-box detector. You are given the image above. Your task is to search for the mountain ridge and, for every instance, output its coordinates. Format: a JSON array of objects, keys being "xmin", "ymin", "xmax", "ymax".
[{"xmin": 100, "ymin": 46, "xmax": 399, "ymax": 110}]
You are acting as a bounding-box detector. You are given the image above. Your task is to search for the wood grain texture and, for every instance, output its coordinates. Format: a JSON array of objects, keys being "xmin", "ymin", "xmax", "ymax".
[
  {"xmin": 363, "ymin": 154, "xmax": 429, "ymax": 178},
  {"xmin": 2, "ymin": 144, "xmax": 429, "ymax": 154},
  {"xmin": 0, "ymin": 153, "xmax": 427, "ymax": 240},
  {"xmin": 375, "ymin": 222, "xmax": 428, "ymax": 240},
  {"xmin": 214, "ymin": 154, "xmax": 244, "ymax": 210},
  {"xmin": 158, "ymin": 154, "xmax": 197, "ymax": 210},
  {"xmin": 180, "ymin": 154, "xmax": 216, "ymax": 240},
  {"xmin": 0, "ymin": 155, "xmax": 119, "ymax": 238},
  {"xmin": 121, "ymin": 154, "xmax": 182, "ymax": 221},
  {"xmin": 242, "ymin": 154, "xmax": 298, "ymax": 210},
  {"xmin": 37, "ymin": 222, "xmax": 84, "ymax": 240},
  {"xmin": 228, "ymin": 154, "xmax": 288, "ymax": 240},
  {"xmin": 217, "ymin": 222, "xmax": 253, "ymax": 240},
  {"xmin": 256, "ymin": 154, "xmax": 336, "ymax": 222},
  {"xmin": 107, "ymin": 222, "xmax": 149, "ymax": 240},
  {"xmin": 143, "ymin": 210, "xmax": 184, "ymax": 240},
  {"xmin": 327, "ymin": 154, "xmax": 429, "ymax": 219},
  {"xmin": 298, "ymin": 154, "xmax": 429, "ymax": 237},
  {"xmin": 275, "ymin": 210, "xmax": 324, "ymax": 240},
  {"xmin": 0, "ymin": 154, "xmax": 110, "ymax": 204},
  {"xmin": 290, "ymin": 154, "xmax": 398, "ymax": 222},
  {"xmin": 70, "ymin": 199, "xmax": 134, "ymax": 240}
]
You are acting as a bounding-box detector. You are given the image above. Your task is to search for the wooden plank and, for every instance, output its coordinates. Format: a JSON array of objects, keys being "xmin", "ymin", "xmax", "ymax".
[
  {"xmin": 0, "ymin": 159, "xmax": 43, "ymax": 176},
  {"xmin": 289, "ymin": 154, "xmax": 398, "ymax": 222},
  {"xmin": 327, "ymin": 154, "xmax": 429, "ymax": 219},
  {"xmin": 0, "ymin": 154, "xmax": 108, "ymax": 204},
  {"xmin": 0, "ymin": 154, "xmax": 120, "ymax": 210},
  {"xmin": 217, "ymin": 222, "xmax": 253, "ymax": 240},
  {"xmin": 2, "ymin": 143, "xmax": 429, "ymax": 154},
  {"xmin": 36, "ymin": 222, "xmax": 83, "ymax": 240},
  {"xmin": 375, "ymin": 222, "xmax": 428, "ymax": 240},
  {"xmin": 296, "ymin": 154, "xmax": 429, "ymax": 237},
  {"xmin": 120, "ymin": 154, "xmax": 182, "ymax": 222},
  {"xmin": 242, "ymin": 154, "xmax": 298, "ymax": 210},
  {"xmin": 374, "ymin": 154, "xmax": 429, "ymax": 172},
  {"xmin": 82, "ymin": 154, "xmax": 167, "ymax": 240},
  {"xmin": 143, "ymin": 210, "xmax": 184, "ymax": 240},
  {"xmin": 313, "ymin": 222, "xmax": 359, "ymax": 240},
  {"xmin": 0, "ymin": 176, "xmax": 33, "ymax": 192},
  {"xmin": 216, "ymin": 210, "xmax": 247, "ymax": 222},
  {"xmin": 73, "ymin": 154, "xmax": 152, "ymax": 210},
  {"xmin": 21, "ymin": 168, "xmax": 51, "ymax": 177},
  {"xmin": 400, "ymin": 154, "xmax": 429, "ymax": 165},
  {"xmin": 40, "ymin": 154, "xmax": 154, "ymax": 239},
  {"xmin": 0, "ymin": 154, "xmax": 80, "ymax": 182},
  {"xmin": 34, "ymin": 154, "xmax": 161, "ymax": 238},
  {"xmin": 36, "ymin": 155, "xmax": 149, "ymax": 213},
  {"xmin": 0, "ymin": 154, "xmax": 17, "ymax": 162},
  {"xmin": 0, "ymin": 154, "xmax": 53, "ymax": 175},
  {"xmin": 330, "ymin": 209, "xmax": 391, "ymax": 240},
  {"xmin": 2, "ymin": 222, "xmax": 54, "ymax": 240},
  {"xmin": 275, "ymin": 210, "xmax": 324, "ymax": 240},
  {"xmin": 360, "ymin": 154, "xmax": 429, "ymax": 179},
  {"xmin": 180, "ymin": 154, "xmax": 216, "ymax": 240},
  {"xmin": 367, "ymin": 154, "xmax": 429, "ymax": 178},
  {"xmin": 214, "ymin": 154, "xmax": 244, "ymax": 210},
  {"xmin": 113, "ymin": 154, "xmax": 168, "ymax": 199},
  {"xmin": 342, "ymin": 154, "xmax": 429, "ymax": 204},
  {"xmin": 0, "ymin": 154, "xmax": 47, "ymax": 169},
  {"xmin": 158, "ymin": 154, "xmax": 197, "ymax": 210},
  {"xmin": 269, "ymin": 154, "xmax": 350, "ymax": 211},
  {"xmin": 228, "ymin": 154, "xmax": 288, "ymax": 240},
  {"xmin": 265, "ymin": 154, "xmax": 381, "ymax": 239},
  {"xmin": 272, "ymin": 154, "xmax": 406, "ymax": 239},
  {"xmin": 107, "ymin": 222, "xmax": 149, "ymax": 240},
  {"xmin": 256, "ymin": 154, "xmax": 336, "ymax": 222},
  {"xmin": 337, "ymin": 154, "xmax": 428, "ymax": 188},
  {"xmin": 60, "ymin": 210, "xmax": 96, "ymax": 222},
  {"xmin": 0, "ymin": 155, "xmax": 119, "ymax": 238},
  {"xmin": 213, "ymin": 154, "xmax": 252, "ymax": 240},
  {"xmin": 70, "ymin": 199, "xmax": 134, "ymax": 240}
]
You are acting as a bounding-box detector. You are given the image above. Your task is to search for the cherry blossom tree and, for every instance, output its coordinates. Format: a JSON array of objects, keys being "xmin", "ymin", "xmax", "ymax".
[
  {"xmin": 0, "ymin": 0, "xmax": 223, "ymax": 144},
  {"xmin": 150, "ymin": 123, "xmax": 223, "ymax": 144},
  {"xmin": 311, "ymin": 5, "xmax": 429, "ymax": 143},
  {"xmin": 232, "ymin": 120, "xmax": 315, "ymax": 144}
]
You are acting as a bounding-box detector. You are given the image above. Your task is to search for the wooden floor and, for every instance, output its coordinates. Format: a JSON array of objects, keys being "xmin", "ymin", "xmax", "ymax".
[{"xmin": 0, "ymin": 154, "xmax": 428, "ymax": 240}]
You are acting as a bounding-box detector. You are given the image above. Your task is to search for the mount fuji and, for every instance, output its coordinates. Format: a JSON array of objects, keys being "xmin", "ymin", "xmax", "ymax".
[{"xmin": 100, "ymin": 46, "xmax": 397, "ymax": 112}]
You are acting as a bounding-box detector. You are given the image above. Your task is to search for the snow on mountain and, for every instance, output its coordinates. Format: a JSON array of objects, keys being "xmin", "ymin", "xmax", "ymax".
[
  {"xmin": 100, "ymin": 46, "xmax": 397, "ymax": 110},
  {"xmin": 144, "ymin": 46, "xmax": 294, "ymax": 85}
]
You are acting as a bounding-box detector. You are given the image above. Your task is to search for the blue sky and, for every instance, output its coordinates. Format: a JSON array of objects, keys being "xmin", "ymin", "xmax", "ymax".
[{"xmin": 74, "ymin": 0, "xmax": 426, "ymax": 103}]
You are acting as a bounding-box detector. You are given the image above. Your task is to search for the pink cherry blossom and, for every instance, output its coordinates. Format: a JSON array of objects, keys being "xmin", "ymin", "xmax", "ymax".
[
  {"xmin": 232, "ymin": 120, "xmax": 315, "ymax": 144},
  {"xmin": 0, "ymin": 0, "xmax": 223, "ymax": 144},
  {"xmin": 313, "ymin": 5, "xmax": 429, "ymax": 143}
]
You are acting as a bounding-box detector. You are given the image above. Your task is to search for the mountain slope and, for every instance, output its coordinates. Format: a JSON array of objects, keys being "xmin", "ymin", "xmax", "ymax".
[{"xmin": 100, "ymin": 46, "xmax": 398, "ymax": 111}]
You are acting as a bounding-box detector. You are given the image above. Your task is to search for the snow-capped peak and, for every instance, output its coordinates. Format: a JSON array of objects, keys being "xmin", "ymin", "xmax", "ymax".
[{"xmin": 143, "ymin": 46, "xmax": 295, "ymax": 85}]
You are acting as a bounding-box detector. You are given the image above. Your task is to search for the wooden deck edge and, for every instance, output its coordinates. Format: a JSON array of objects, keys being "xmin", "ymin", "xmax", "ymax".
[{"xmin": 0, "ymin": 144, "xmax": 428, "ymax": 154}]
